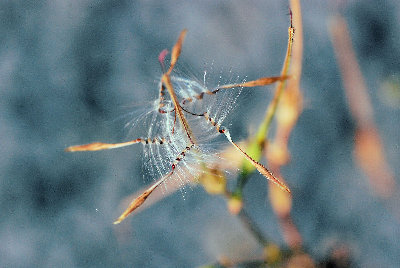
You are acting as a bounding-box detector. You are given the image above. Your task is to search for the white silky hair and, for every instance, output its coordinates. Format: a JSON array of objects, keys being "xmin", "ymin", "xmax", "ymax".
[{"xmin": 121, "ymin": 67, "xmax": 247, "ymax": 193}]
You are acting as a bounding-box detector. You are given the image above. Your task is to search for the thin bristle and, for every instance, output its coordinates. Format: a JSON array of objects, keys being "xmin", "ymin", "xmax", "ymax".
[
  {"xmin": 219, "ymin": 76, "xmax": 289, "ymax": 89},
  {"xmin": 199, "ymin": 110, "xmax": 291, "ymax": 194},
  {"xmin": 223, "ymin": 131, "xmax": 291, "ymax": 193},
  {"xmin": 65, "ymin": 140, "xmax": 141, "ymax": 152},
  {"xmin": 167, "ymin": 29, "xmax": 188, "ymax": 75},
  {"xmin": 113, "ymin": 172, "xmax": 171, "ymax": 224},
  {"xmin": 179, "ymin": 75, "xmax": 288, "ymax": 105},
  {"xmin": 162, "ymin": 73, "xmax": 196, "ymax": 144},
  {"xmin": 114, "ymin": 142, "xmax": 196, "ymax": 224}
]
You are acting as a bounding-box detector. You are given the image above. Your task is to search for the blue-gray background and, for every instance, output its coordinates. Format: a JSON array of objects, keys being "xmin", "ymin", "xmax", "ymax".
[{"xmin": 1, "ymin": 1, "xmax": 399, "ymax": 267}]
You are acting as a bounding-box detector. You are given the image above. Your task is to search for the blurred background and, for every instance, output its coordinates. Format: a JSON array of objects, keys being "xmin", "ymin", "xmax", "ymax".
[{"xmin": 1, "ymin": 0, "xmax": 399, "ymax": 267}]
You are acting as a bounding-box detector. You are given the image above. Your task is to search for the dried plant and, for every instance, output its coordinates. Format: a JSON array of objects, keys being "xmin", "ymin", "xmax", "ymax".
[
  {"xmin": 66, "ymin": 29, "xmax": 291, "ymax": 225},
  {"xmin": 63, "ymin": 1, "xmax": 330, "ymax": 265}
]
